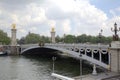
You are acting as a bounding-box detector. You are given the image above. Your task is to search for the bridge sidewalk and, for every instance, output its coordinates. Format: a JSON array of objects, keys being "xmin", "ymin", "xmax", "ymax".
[{"xmin": 73, "ymin": 72, "xmax": 118, "ymax": 80}]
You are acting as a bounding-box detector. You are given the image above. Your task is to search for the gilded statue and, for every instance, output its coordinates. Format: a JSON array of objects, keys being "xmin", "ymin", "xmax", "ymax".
[
  {"xmin": 12, "ymin": 24, "xmax": 16, "ymax": 29},
  {"xmin": 51, "ymin": 27, "xmax": 55, "ymax": 32}
]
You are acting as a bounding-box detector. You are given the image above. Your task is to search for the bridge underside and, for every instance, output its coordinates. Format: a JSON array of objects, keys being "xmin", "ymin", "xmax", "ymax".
[{"xmin": 21, "ymin": 47, "xmax": 62, "ymax": 57}]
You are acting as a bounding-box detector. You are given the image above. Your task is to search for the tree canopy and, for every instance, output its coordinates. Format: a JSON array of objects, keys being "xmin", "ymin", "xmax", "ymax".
[
  {"xmin": 0, "ymin": 29, "xmax": 11, "ymax": 45},
  {"xmin": 18, "ymin": 32, "xmax": 113, "ymax": 44},
  {"xmin": 25, "ymin": 33, "xmax": 40, "ymax": 44},
  {"xmin": 0, "ymin": 29, "xmax": 113, "ymax": 45},
  {"xmin": 18, "ymin": 32, "xmax": 51, "ymax": 44}
]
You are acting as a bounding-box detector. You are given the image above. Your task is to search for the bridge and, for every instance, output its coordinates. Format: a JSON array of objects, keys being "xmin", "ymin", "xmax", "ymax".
[
  {"xmin": 8, "ymin": 23, "xmax": 120, "ymax": 76},
  {"xmin": 20, "ymin": 43, "xmax": 110, "ymax": 69}
]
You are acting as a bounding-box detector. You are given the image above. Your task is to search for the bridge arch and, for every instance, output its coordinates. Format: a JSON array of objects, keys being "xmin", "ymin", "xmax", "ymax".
[
  {"xmin": 21, "ymin": 46, "xmax": 60, "ymax": 55},
  {"xmin": 21, "ymin": 46, "xmax": 109, "ymax": 69}
]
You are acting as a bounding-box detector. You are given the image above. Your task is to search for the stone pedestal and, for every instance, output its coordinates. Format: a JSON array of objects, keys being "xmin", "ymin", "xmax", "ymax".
[
  {"xmin": 10, "ymin": 25, "xmax": 19, "ymax": 55},
  {"xmin": 51, "ymin": 32, "xmax": 55, "ymax": 43},
  {"xmin": 50, "ymin": 27, "xmax": 56, "ymax": 43},
  {"xmin": 11, "ymin": 29, "xmax": 17, "ymax": 46},
  {"xmin": 110, "ymin": 41, "xmax": 120, "ymax": 72}
]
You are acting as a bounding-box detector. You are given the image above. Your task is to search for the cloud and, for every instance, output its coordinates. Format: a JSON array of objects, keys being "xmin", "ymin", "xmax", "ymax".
[
  {"xmin": 110, "ymin": 10, "xmax": 116, "ymax": 17},
  {"xmin": 102, "ymin": 7, "xmax": 120, "ymax": 36},
  {"xmin": 62, "ymin": 19, "xmax": 71, "ymax": 34},
  {"xmin": 30, "ymin": 27, "xmax": 37, "ymax": 31},
  {"xmin": 0, "ymin": 0, "xmax": 119, "ymax": 39},
  {"xmin": 48, "ymin": 20, "xmax": 56, "ymax": 28},
  {"xmin": 0, "ymin": 0, "xmax": 44, "ymax": 10},
  {"xmin": 45, "ymin": 0, "xmax": 108, "ymax": 35},
  {"xmin": 18, "ymin": 29, "xmax": 27, "ymax": 34}
]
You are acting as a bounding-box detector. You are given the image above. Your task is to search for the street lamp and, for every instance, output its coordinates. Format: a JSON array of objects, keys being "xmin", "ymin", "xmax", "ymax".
[
  {"xmin": 52, "ymin": 56, "xmax": 56, "ymax": 73},
  {"xmin": 79, "ymin": 53, "xmax": 82, "ymax": 80},
  {"xmin": 63, "ymin": 34, "xmax": 66, "ymax": 43},
  {"xmin": 99, "ymin": 29, "xmax": 103, "ymax": 43},
  {"xmin": 111, "ymin": 22, "xmax": 120, "ymax": 41}
]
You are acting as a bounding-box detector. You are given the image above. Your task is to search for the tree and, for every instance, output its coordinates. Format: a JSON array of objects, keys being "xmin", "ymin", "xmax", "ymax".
[
  {"xmin": 77, "ymin": 34, "xmax": 87, "ymax": 43},
  {"xmin": 19, "ymin": 32, "xmax": 113, "ymax": 44},
  {"xmin": 25, "ymin": 33, "xmax": 41, "ymax": 44},
  {"xmin": 76, "ymin": 34, "xmax": 112, "ymax": 44},
  {"xmin": 18, "ymin": 37, "xmax": 25, "ymax": 44},
  {"xmin": 56, "ymin": 35, "xmax": 63, "ymax": 43},
  {"xmin": 64, "ymin": 35, "xmax": 76, "ymax": 43},
  {"xmin": 0, "ymin": 29, "xmax": 11, "ymax": 45},
  {"xmin": 40, "ymin": 36, "xmax": 50, "ymax": 43}
]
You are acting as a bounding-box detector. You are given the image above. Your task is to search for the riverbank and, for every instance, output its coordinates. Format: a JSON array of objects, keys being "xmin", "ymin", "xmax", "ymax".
[{"xmin": 73, "ymin": 72, "xmax": 119, "ymax": 80}]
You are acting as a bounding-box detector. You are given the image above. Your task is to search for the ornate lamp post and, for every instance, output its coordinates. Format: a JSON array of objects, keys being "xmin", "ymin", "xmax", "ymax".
[
  {"xmin": 99, "ymin": 29, "xmax": 103, "ymax": 43},
  {"xmin": 79, "ymin": 53, "xmax": 82, "ymax": 80},
  {"xmin": 63, "ymin": 34, "xmax": 66, "ymax": 43},
  {"xmin": 111, "ymin": 22, "xmax": 120, "ymax": 41},
  {"xmin": 52, "ymin": 56, "xmax": 56, "ymax": 73}
]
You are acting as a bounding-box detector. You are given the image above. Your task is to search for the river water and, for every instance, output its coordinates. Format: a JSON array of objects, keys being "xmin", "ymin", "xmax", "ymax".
[{"xmin": 0, "ymin": 54, "xmax": 95, "ymax": 80}]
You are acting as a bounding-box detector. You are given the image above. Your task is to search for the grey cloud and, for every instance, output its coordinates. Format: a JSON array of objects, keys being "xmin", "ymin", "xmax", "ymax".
[
  {"xmin": 0, "ymin": 0, "xmax": 45, "ymax": 10},
  {"xmin": 0, "ymin": 0, "xmax": 116, "ymax": 39},
  {"xmin": 45, "ymin": 7, "xmax": 71, "ymax": 20},
  {"xmin": 0, "ymin": 0, "xmax": 44, "ymax": 5}
]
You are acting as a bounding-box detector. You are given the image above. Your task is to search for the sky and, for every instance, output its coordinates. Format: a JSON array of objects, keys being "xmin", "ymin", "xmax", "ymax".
[{"xmin": 0, "ymin": 0, "xmax": 120, "ymax": 39}]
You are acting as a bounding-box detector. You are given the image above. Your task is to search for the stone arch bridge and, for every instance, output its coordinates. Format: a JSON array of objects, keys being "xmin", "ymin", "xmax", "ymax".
[{"xmin": 20, "ymin": 43, "xmax": 110, "ymax": 69}]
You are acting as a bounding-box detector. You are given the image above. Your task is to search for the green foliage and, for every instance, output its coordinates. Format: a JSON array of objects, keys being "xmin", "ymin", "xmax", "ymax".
[
  {"xmin": 59, "ymin": 34, "xmax": 112, "ymax": 44},
  {"xmin": 18, "ymin": 37, "xmax": 25, "ymax": 44},
  {"xmin": 40, "ymin": 36, "xmax": 50, "ymax": 43},
  {"xmin": 56, "ymin": 35, "xmax": 63, "ymax": 43},
  {"xmin": 0, "ymin": 29, "xmax": 11, "ymax": 45},
  {"xmin": 18, "ymin": 32, "xmax": 51, "ymax": 44},
  {"xmin": 18, "ymin": 32, "xmax": 113, "ymax": 44},
  {"xmin": 64, "ymin": 35, "xmax": 76, "ymax": 43},
  {"xmin": 0, "ymin": 29, "xmax": 113, "ymax": 45},
  {"xmin": 76, "ymin": 34, "xmax": 87, "ymax": 43},
  {"xmin": 76, "ymin": 34, "xmax": 112, "ymax": 44},
  {"xmin": 24, "ymin": 33, "xmax": 41, "ymax": 44}
]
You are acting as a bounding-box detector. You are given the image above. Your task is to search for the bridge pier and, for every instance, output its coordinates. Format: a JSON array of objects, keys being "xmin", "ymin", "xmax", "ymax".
[
  {"xmin": 3, "ymin": 45, "xmax": 20, "ymax": 55},
  {"xmin": 9, "ymin": 24, "xmax": 20, "ymax": 55},
  {"xmin": 9, "ymin": 46, "xmax": 20, "ymax": 55},
  {"xmin": 110, "ymin": 41, "xmax": 120, "ymax": 73}
]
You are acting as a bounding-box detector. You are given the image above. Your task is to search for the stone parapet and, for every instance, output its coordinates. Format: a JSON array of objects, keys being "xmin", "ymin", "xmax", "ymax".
[
  {"xmin": 110, "ymin": 41, "xmax": 120, "ymax": 49},
  {"xmin": 110, "ymin": 41, "xmax": 120, "ymax": 72}
]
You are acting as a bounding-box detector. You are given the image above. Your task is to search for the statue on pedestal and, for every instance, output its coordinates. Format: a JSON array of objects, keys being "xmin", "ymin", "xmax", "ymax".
[
  {"xmin": 111, "ymin": 22, "xmax": 120, "ymax": 41},
  {"xmin": 11, "ymin": 24, "xmax": 16, "ymax": 29}
]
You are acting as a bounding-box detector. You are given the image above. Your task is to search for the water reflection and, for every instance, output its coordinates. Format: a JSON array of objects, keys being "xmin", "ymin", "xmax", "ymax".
[{"xmin": 0, "ymin": 54, "xmax": 96, "ymax": 80}]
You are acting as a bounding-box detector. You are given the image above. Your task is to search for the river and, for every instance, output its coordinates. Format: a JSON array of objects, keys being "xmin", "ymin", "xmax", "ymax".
[{"xmin": 0, "ymin": 54, "xmax": 97, "ymax": 80}]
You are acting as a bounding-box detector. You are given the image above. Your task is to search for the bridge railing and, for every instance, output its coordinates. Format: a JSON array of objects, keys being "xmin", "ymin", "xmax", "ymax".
[
  {"xmin": 45, "ymin": 43, "xmax": 110, "ymax": 69},
  {"xmin": 45, "ymin": 43, "xmax": 109, "ymax": 48}
]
